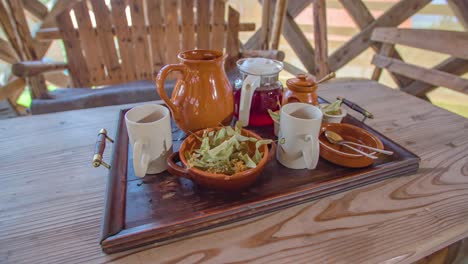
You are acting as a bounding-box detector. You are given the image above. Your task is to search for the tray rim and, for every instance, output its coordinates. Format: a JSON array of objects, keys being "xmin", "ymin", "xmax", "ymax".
[{"xmin": 100, "ymin": 100, "xmax": 420, "ymax": 254}]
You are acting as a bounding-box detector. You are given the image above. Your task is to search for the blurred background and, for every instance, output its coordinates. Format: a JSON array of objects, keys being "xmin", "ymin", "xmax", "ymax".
[{"xmin": 1, "ymin": 0, "xmax": 467, "ymax": 117}]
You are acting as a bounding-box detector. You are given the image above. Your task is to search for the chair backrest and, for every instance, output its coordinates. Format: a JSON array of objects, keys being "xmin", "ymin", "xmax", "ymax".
[
  {"xmin": 371, "ymin": 27, "xmax": 468, "ymax": 96},
  {"xmin": 56, "ymin": 0, "xmax": 242, "ymax": 87}
]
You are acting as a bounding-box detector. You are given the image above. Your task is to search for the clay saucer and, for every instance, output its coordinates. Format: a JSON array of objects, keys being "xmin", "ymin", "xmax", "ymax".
[{"xmin": 319, "ymin": 123, "xmax": 384, "ymax": 168}]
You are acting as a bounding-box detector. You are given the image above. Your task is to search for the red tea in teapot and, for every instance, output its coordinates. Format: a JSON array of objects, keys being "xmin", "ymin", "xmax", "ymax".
[
  {"xmin": 234, "ymin": 84, "xmax": 282, "ymax": 126},
  {"xmin": 234, "ymin": 58, "xmax": 284, "ymax": 127}
]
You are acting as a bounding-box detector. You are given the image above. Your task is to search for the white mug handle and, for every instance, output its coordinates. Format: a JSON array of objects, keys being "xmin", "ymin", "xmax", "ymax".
[
  {"xmin": 133, "ymin": 141, "xmax": 150, "ymax": 178},
  {"xmin": 302, "ymin": 135, "xmax": 319, "ymax": 170}
]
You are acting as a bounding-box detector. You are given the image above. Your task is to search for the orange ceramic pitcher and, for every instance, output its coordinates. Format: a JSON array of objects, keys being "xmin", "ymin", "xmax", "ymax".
[{"xmin": 156, "ymin": 50, "xmax": 234, "ymax": 133}]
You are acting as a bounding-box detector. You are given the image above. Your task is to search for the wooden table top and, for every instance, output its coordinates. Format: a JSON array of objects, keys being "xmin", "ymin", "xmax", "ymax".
[{"xmin": 1, "ymin": 80, "xmax": 467, "ymax": 264}]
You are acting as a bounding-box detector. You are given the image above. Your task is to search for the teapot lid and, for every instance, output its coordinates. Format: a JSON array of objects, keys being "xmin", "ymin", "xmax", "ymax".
[
  {"xmin": 286, "ymin": 73, "xmax": 317, "ymax": 92},
  {"xmin": 237, "ymin": 58, "xmax": 283, "ymax": 76}
]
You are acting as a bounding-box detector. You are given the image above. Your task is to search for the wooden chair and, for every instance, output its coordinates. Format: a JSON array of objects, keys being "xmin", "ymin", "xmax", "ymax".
[
  {"xmin": 12, "ymin": 0, "xmax": 284, "ymax": 114},
  {"xmin": 371, "ymin": 27, "xmax": 468, "ymax": 97}
]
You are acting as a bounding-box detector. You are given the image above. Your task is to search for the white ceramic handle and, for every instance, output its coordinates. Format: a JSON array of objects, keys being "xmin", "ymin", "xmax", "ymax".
[
  {"xmin": 133, "ymin": 141, "xmax": 150, "ymax": 178},
  {"xmin": 238, "ymin": 75, "xmax": 260, "ymax": 127},
  {"xmin": 302, "ymin": 135, "xmax": 319, "ymax": 170}
]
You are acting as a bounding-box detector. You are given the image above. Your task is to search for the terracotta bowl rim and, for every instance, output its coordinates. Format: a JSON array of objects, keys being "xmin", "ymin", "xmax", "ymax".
[
  {"xmin": 319, "ymin": 123, "xmax": 383, "ymax": 158},
  {"xmin": 179, "ymin": 127, "xmax": 269, "ymax": 180}
]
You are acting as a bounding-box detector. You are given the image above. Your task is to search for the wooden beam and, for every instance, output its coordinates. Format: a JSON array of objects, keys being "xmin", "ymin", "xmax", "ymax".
[
  {"xmin": 313, "ymin": 0, "xmax": 329, "ymax": 79},
  {"xmin": 260, "ymin": 0, "xmax": 272, "ymax": 50},
  {"xmin": 338, "ymin": 0, "xmax": 413, "ymax": 87},
  {"xmin": 0, "ymin": 1, "xmax": 23, "ymax": 60},
  {"xmin": 270, "ymin": 0, "xmax": 288, "ymax": 50},
  {"xmin": 283, "ymin": 12, "xmax": 315, "ymax": 73},
  {"xmin": 0, "ymin": 38, "xmax": 18, "ymax": 63},
  {"xmin": 35, "ymin": 23, "xmax": 256, "ymax": 41},
  {"xmin": 283, "ymin": 61, "xmax": 308, "ymax": 76},
  {"xmin": 13, "ymin": 61, "xmax": 68, "ymax": 77},
  {"xmin": 371, "ymin": 43, "xmax": 394, "ymax": 81},
  {"xmin": 372, "ymin": 54, "xmax": 468, "ymax": 94},
  {"xmin": 372, "ymin": 28, "xmax": 468, "ymax": 60},
  {"xmin": 403, "ymin": 57, "xmax": 468, "ymax": 96},
  {"xmin": 244, "ymin": 0, "xmax": 311, "ymax": 51},
  {"xmin": 0, "ymin": 78, "xmax": 26, "ymax": 101},
  {"xmin": 22, "ymin": 0, "xmax": 48, "ymax": 20},
  {"xmin": 447, "ymin": 0, "xmax": 468, "ymax": 30},
  {"xmin": 329, "ymin": 0, "xmax": 432, "ymax": 72}
]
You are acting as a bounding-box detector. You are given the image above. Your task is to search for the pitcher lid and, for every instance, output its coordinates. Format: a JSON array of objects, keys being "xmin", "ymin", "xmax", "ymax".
[
  {"xmin": 286, "ymin": 73, "xmax": 317, "ymax": 92},
  {"xmin": 237, "ymin": 58, "xmax": 283, "ymax": 76}
]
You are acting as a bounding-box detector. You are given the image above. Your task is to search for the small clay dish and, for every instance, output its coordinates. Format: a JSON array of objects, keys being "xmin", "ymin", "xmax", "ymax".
[
  {"xmin": 167, "ymin": 127, "xmax": 276, "ymax": 191},
  {"xmin": 319, "ymin": 123, "xmax": 384, "ymax": 168}
]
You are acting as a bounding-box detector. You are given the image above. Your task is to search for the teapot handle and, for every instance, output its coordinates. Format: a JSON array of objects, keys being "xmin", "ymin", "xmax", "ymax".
[{"xmin": 156, "ymin": 64, "xmax": 187, "ymax": 116}]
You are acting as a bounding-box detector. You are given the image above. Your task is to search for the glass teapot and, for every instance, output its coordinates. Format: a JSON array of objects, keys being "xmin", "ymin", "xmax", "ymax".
[{"xmin": 234, "ymin": 58, "xmax": 284, "ymax": 126}]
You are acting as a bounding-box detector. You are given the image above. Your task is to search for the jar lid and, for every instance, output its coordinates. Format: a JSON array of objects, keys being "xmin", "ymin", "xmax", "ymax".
[
  {"xmin": 237, "ymin": 58, "xmax": 283, "ymax": 76},
  {"xmin": 286, "ymin": 73, "xmax": 317, "ymax": 92}
]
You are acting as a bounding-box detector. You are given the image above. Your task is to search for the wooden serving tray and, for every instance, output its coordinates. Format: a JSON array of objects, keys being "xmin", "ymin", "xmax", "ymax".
[{"xmin": 100, "ymin": 99, "xmax": 420, "ymax": 254}]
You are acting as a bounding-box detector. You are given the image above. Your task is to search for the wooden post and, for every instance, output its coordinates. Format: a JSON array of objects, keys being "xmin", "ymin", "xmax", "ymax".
[
  {"xmin": 447, "ymin": 0, "xmax": 468, "ymax": 29},
  {"xmin": 270, "ymin": 0, "xmax": 288, "ymax": 50},
  {"xmin": 260, "ymin": 0, "xmax": 272, "ymax": 50},
  {"xmin": 313, "ymin": 0, "xmax": 329, "ymax": 79},
  {"xmin": 371, "ymin": 43, "xmax": 394, "ymax": 81}
]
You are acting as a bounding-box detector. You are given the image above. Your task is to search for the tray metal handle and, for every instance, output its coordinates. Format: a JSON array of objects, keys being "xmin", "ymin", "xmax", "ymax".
[{"xmin": 93, "ymin": 128, "xmax": 114, "ymax": 169}]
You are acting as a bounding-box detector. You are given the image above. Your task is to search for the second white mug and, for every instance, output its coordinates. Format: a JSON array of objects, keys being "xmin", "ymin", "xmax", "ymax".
[
  {"xmin": 125, "ymin": 104, "xmax": 173, "ymax": 178},
  {"xmin": 277, "ymin": 103, "xmax": 323, "ymax": 170}
]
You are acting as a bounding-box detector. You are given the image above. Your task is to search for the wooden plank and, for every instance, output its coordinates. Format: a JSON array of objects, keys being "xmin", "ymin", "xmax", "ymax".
[
  {"xmin": 146, "ymin": 0, "xmax": 165, "ymax": 74},
  {"xmin": 6, "ymin": 0, "xmax": 49, "ymax": 98},
  {"xmin": 56, "ymin": 10, "xmax": 90, "ymax": 87},
  {"xmin": 22, "ymin": 0, "xmax": 48, "ymax": 20},
  {"xmin": 73, "ymin": 1, "xmax": 105, "ymax": 83},
  {"xmin": 196, "ymin": 0, "xmax": 210, "ymax": 49},
  {"xmin": 163, "ymin": 0, "xmax": 180, "ymax": 64},
  {"xmin": 372, "ymin": 28, "xmax": 468, "ymax": 60},
  {"xmin": 90, "ymin": 0, "xmax": 121, "ymax": 81},
  {"xmin": 111, "ymin": 0, "xmax": 137, "ymax": 81},
  {"xmin": 13, "ymin": 61, "xmax": 68, "ymax": 77},
  {"xmin": 338, "ymin": 0, "xmax": 413, "ymax": 87},
  {"xmin": 210, "ymin": 0, "xmax": 225, "ymax": 51},
  {"xmin": 270, "ymin": 0, "xmax": 288, "ymax": 50},
  {"xmin": 313, "ymin": 0, "xmax": 329, "ymax": 79},
  {"xmin": 0, "ymin": 38, "xmax": 18, "ymax": 63},
  {"xmin": 0, "ymin": 1, "xmax": 24, "ymax": 60},
  {"xmin": 260, "ymin": 0, "xmax": 272, "ymax": 50},
  {"xmin": 328, "ymin": 0, "xmax": 432, "ymax": 72},
  {"xmin": 180, "ymin": 0, "xmax": 195, "ymax": 51},
  {"xmin": 447, "ymin": 0, "xmax": 468, "ymax": 29},
  {"xmin": 0, "ymin": 78, "xmax": 26, "ymax": 101},
  {"xmin": 372, "ymin": 54, "xmax": 468, "ymax": 94},
  {"xmin": 403, "ymin": 57, "xmax": 468, "ymax": 96},
  {"xmin": 35, "ymin": 23, "xmax": 255, "ymax": 41},
  {"xmin": 1, "ymin": 81, "xmax": 468, "ymax": 263},
  {"xmin": 283, "ymin": 12, "xmax": 315, "ymax": 73},
  {"xmin": 128, "ymin": 0, "xmax": 152, "ymax": 79},
  {"xmin": 226, "ymin": 6, "xmax": 240, "ymax": 67},
  {"xmin": 371, "ymin": 43, "xmax": 393, "ymax": 81},
  {"xmin": 35, "ymin": 0, "xmax": 80, "ymax": 58}
]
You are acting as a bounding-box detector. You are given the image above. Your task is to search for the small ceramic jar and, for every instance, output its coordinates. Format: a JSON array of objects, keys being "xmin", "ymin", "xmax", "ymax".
[
  {"xmin": 283, "ymin": 74, "xmax": 318, "ymax": 106},
  {"xmin": 319, "ymin": 103, "xmax": 347, "ymax": 123}
]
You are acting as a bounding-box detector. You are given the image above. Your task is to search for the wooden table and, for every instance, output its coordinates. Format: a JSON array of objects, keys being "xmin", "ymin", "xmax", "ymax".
[{"xmin": 1, "ymin": 80, "xmax": 467, "ymax": 264}]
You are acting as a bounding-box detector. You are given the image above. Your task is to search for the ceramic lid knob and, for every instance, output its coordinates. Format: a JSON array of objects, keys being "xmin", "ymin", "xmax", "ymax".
[{"xmin": 286, "ymin": 73, "xmax": 317, "ymax": 92}]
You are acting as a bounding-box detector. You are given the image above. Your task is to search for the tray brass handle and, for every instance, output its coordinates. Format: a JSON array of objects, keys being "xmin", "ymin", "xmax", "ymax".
[{"xmin": 93, "ymin": 128, "xmax": 114, "ymax": 169}]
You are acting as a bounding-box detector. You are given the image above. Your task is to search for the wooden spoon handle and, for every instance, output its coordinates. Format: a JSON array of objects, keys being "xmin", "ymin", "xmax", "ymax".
[
  {"xmin": 339, "ymin": 143, "xmax": 378, "ymax": 159},
  {"xmin": 342, "ymin": 141, "xmax": 394, "ymax": 155}
]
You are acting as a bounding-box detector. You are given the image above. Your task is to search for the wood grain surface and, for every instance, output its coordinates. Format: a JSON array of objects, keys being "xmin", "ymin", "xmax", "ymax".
[{"xmin": 0, "ymin": 80, "xmax": 467, "ymax": 264}]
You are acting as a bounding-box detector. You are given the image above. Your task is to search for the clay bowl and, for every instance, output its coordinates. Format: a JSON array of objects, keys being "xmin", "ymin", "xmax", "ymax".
[
  {"xmin": 319, "ymin": 123, "xmax": 384, "ymax": 168},
  {"xmin": 167, "ymin": 127, "xmax": 275, "ymax": 191}
]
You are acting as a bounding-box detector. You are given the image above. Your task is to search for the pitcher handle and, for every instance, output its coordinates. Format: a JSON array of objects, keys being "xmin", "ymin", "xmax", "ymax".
[{"xmin": 156, "ymin": 64, "xmax": 187, "ymax": 116}]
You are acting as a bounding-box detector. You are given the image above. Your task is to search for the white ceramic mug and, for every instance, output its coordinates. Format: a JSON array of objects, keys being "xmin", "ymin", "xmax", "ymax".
[
  {"xmin": 125, "ymin": 104, "xmax": 173, "ymax": 177},
  {"xmin": 276, "ymin": 103, "xmax": 323, "ymax": 169}
]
